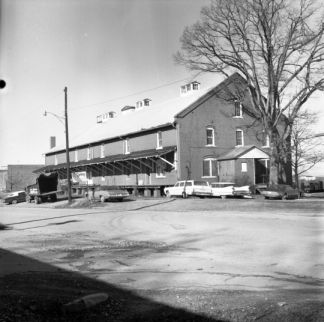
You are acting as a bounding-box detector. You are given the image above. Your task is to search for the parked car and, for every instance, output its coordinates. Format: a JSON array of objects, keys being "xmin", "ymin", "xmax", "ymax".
[
  {"xmin": 94, "ymin": 186, "xmax": 129, "ymax": 202},
  {"xmin": 164, "ymin": 180, "xmax": 212, "ymax": 198},
  {"xmin": 211, "ymin": 182, "xmax": 252, "ymax": 199},
  {"xmin": 261, "ymin": 184, "xmax": 300, "ymax": 200},
  {"xmin": 254, "ymin": 183, "xmax": 268, "ymax": 194},
  {"xmin": 4, "ymin": 191, "xmax": 27, "ymax": 204}
]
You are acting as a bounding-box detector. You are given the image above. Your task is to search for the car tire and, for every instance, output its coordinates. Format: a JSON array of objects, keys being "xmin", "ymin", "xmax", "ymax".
[
  {"xmin": 165, "ymin": 191, "xmax": 171, "ymax": 198},
  {"xmin": 282, "ymin": 194, "xmax": 288, "ymax": 200},
  {"xmin": 264, "ymin": 196, "xmax": 269, "ymax": 200},
  {"xmin": 221, "ymin": 195, "xmax": 226, "ymax": 200},
  {"xmin": 182, "ymin": 192, "xmax": 187, "ymax": 199},
  {"xmin": 34, "ymin": 197, "xmax": 40, "ymax": 204},
  {"xmin": 100, "ymin": 195, "xmax": 105, "ymax": 203},
  {"xmin": 12, "ymin": 200, "xmax": 18, "ymax": 204}
]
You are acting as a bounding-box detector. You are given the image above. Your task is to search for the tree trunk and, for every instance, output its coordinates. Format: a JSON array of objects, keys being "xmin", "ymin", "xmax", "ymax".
[
  {"xmin": 268, "ymin": 129, "xmax": 293, "ymax": 185},
  {"xmin": 269, "ymin": 131, "xmax": 280, "ymax": 185}
]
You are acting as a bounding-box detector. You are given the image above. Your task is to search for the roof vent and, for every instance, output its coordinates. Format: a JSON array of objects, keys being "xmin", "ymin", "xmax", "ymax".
[
  {"xmin": 180, "ymin": 81, "xmax": 200, "ymax": 96},
  {"xmin": 121, "ymin": 105, "xmax": 135, "ymax": 114},
  {"xmin": 108, "ymin": 111, "xmax": 116, "ymax": 118},
  {"xmin": 143, "ymin": 98, "xmax": 151, "ymax": 106},
  {"xmin": 135, "ymin": 98, "xmax": 152, "ymax": 110},
  {"xmin": 96, "ymin": 111, "xmax": 116, "ymax": 123}
]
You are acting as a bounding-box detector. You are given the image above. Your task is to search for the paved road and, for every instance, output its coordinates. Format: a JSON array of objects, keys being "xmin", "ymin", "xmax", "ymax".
[{"xmin": 1, "ymin": 198, "xmax": 323, "ymax": 294}]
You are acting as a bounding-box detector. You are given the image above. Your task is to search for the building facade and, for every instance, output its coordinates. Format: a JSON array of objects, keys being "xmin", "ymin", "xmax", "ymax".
[{"xmin": 38, "ymin": 73, "xmax": 281, "ymax": 196}]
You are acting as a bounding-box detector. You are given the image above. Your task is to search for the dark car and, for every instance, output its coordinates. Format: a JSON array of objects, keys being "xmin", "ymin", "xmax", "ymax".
[
  {"xmin": 4, "ymin": 191, "xmax": 27, "ymax": 204},
  {"xmin": 94, "ymin": 186, "xmax": 129, "ymax": 202},
  {"xmin": 261, "ymin": 184, "xmax": 300, "ymax": 200}
]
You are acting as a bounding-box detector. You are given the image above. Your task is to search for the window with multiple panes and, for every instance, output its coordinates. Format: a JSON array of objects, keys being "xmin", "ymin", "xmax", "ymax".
[
  {"xmin": 202, "ymin": 158, "xmax": 218, "ymax": 177},
  {"xmin": 235, "ymin": 129, "xmax": 244, "ymax": 146},
  {"xmin": 206, "ymin": 127, "xmax": 215, "ymax": 146},
  {"xmin": 157, "ymin": 131, "xmax": 163, "ymax": 149},
  {"xmin": 234, "ymin": 101, "xmax": 243, "ymax": 117},
  {"xmin": 123, "ymin": 139, "xmax": 130, "ymax": 154}
]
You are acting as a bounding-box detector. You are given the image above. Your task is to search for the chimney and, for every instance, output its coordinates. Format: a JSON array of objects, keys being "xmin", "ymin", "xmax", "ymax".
[{"xmin": 50, "ymin": 136, "xmax": 56, "ymax": 149}]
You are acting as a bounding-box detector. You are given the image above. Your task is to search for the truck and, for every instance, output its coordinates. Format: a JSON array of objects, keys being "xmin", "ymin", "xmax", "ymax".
[{"xmin": 26, "ymin": 173, "xmax": 60, "ymax": 204}]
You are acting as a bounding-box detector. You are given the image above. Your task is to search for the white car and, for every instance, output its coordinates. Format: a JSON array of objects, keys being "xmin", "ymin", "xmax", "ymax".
[
  {"xmin": 164, "ymin": 180, "xmax": 212, "ymax": 198},
  {"xmin": 211, "ymin": 182, "xmax": 252, "ymax": 199}
]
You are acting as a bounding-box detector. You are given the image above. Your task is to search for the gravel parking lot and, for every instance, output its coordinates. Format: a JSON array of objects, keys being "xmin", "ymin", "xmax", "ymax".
[{"xmin": 0, "ymin": 197, "xmax": 323, "ymax": 321}]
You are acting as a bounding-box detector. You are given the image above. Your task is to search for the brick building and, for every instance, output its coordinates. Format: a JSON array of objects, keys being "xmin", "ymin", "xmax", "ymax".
[{"xmin": 37, "ymin": 73, "xmax": 283, "ymax": 195}]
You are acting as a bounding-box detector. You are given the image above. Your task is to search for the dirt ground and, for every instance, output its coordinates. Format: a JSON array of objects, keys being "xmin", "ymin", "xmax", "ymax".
[{"xmin": 0, "ymin": 197, "xmax": 323, "ymax": 321}]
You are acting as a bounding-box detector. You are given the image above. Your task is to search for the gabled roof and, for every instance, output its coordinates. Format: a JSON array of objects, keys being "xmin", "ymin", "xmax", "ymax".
[
  {"xmin": 47, "ymin": 73, "xmax": 248, "ymax": 154},
  {"xmin": 218, "ymin": 145, "xmax": 269, "ymax": 161}
]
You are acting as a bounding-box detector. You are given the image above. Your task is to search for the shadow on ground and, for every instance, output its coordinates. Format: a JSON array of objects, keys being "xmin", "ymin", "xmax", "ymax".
[{"xmin": 0, "ymin": 248, "xmax": 224, "ymax": 321}]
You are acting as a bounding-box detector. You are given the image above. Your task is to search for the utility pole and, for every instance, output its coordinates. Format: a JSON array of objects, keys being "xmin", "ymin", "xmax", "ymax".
[{"xmin": 64, "ymin": 87, "xmax": 72, "ymax": 203}]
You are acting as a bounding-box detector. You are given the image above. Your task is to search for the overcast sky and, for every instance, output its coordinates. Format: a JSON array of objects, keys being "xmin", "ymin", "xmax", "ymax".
[{"xmin": 1, "ymin": 0, "xmax": 324, "ymax": 175}]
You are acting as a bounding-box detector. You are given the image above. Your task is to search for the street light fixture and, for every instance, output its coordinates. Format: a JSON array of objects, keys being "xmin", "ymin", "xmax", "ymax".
[{"xmin": 44, "ymin": 87, "xmax": 72, "ymax": 204}]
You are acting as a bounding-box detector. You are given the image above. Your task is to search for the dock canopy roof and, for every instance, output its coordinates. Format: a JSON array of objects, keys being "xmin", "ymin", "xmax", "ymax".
[{"xmin": 35, "ymin": 146, "xmax": 176, "ymax": 174}]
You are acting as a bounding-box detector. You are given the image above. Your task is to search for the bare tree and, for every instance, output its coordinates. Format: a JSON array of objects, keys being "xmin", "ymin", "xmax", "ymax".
[
  {"xmin": 6, "ymin": 170, "xmax": 23, "ymax": 192},
  {"xmin": 291, "ymin": 111, "xmax": 324, "ymax": 187},
  {"xmin": 175, "ymin": 0, "xmax": 324, "ymax": 184}
]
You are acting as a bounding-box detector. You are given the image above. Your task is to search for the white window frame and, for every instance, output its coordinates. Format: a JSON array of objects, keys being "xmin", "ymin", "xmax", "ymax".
[
  {"xmin": 123, "ymin": 139, "xmax": 130, "ymax": 154},
  {"xmin": 156, "ymin": 131, "xmax": 163, "ymax": 149},
  {"xmin": 202, "ymin": 158, "xmax": 217, "ymax": 178},
  {"xmin": 235, "ymin": 129, "xmax": 244, "ymax": 146},
  {"xmin": 241, "ymin": 162, "xmax": 247, "ymax": 172},
  {"xmin": 100, "ymin": 144, "xmax": 105, "ymax": 158},
  {"xmin": 233, "ymin": 101, "xmax": 243, "ymax": 118},
  {"xmin": 87, "ymin": 147, "xmax": 93, "ymax": 160},
  {"xmin": 206, "ymin": 127, "xmax": 215, "ymax": 146},
  {"xmin": 74, "ymin": 150, "xmax": 78, "ymax": 162}
]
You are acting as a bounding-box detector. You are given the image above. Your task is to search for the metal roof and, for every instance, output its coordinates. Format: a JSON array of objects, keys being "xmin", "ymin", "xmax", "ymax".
[{"xmin": 46, "ymin": 73, "xmax": 247, "ymax": 154}]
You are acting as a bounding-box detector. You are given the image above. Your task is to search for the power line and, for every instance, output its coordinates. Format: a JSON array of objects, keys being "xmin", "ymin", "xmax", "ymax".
[{"xmin": 70, "ymin": 72, "xmax": 203, "ymax": 111}]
